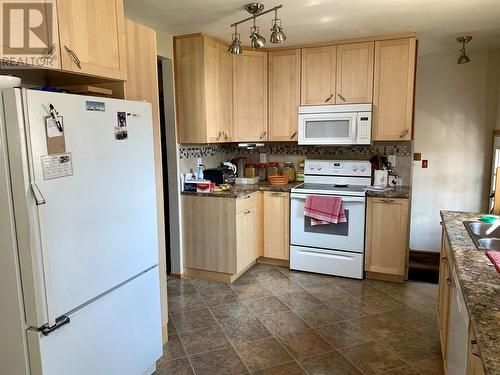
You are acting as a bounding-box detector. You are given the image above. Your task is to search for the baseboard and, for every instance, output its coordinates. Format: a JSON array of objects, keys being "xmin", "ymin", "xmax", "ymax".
[
  {"xmin": 169, "ymin": 272, "xmax": 184, "ymax": 279},
  {"xmin": 257, "ymin": 257, "xmax": 290, "ymax": 268},
  {"xmin": 365, "ymin": 271, "xmax": 404, "ymax": 283},
  {"xmin": 184, "ymin": 261, "xmax": 256, "ymax": 284}
]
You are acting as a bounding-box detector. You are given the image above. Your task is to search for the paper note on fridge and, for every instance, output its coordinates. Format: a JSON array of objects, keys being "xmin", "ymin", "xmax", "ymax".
[
  {"xmin": 41, "ymin": 153, "xmax": 73, "ymax": 180},
  {"xmin": 46, "ymin": 116, "xmax": 64, "ymax": 138}
]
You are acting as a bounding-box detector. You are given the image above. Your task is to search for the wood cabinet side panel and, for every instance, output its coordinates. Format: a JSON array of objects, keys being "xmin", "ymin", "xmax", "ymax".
[
  {"xmin": 174, "ymin": 36, "xmax": 207, "ymax": 143},
  {"xmin": 182, "ymin": 196, "xmax": 236, "ymax": 273}
]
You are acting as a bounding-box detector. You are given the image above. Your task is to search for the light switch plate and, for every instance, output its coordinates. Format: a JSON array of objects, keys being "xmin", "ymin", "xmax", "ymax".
[
  {"xmin": 197, "ymin": 158, "xmax": 202, "ymax": 166},
  {"xmin": 260, "ymin": 153, "xmax": 267, "ymax": 163},
  {"xmin": 388, "ymin": 155, "xmax": 396, "ymax": 166}
]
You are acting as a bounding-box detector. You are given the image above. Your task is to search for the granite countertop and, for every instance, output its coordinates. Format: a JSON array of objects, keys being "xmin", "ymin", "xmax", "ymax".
[
  {"xmin": 181, "ymin": 181, "xmax": 303, "ymax": 198},
  {"xmin": 365, "ymin": 186, "xmax": 411, "ymax": 199},
  {"xmin": 441, "ymin": 211, "xmax": 500, "ymax": 375}
]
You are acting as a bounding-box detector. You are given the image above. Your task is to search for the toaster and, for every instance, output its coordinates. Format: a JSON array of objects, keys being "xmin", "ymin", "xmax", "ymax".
[{"xmin": 204, "ymin": 167, "xmax": 236, "ymax": 185}]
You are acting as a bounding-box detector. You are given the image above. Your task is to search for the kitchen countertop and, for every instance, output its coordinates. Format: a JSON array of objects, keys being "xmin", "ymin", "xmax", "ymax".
[
  {"xmin": 182, "ymin": 183, "xmax": 412, "ymax": 199},
  {"xmin": 441, "ymin": 211, "xmax": 500, "ymax": 375},
  {"xmin": 181, "ymin": 181, "xmax": 303, "ymax": 198},
  {"xmin": 365, "ymin": 186, "xmax": 411, "ymax": 199}
]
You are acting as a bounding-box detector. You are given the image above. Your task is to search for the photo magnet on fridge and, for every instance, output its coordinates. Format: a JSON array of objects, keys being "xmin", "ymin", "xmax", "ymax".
[
  {"xmin": 114, "ymin": 127, "xmax": 128, "ymax": 141},
  {"xmin": 117, "ymin": 111, "xmax": 127, "ymax": 127},
  {"xmin": 44, "ymin": 116, "xmax": 66, "ymax": 154},
  {"xmin": 85, "ymin": 100, "xmax": 106, "ymax": 112}
]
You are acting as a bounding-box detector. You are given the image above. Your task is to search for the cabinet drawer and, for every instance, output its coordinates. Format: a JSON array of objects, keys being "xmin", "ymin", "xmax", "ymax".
[{"xmin": 236, "ymin": 192, "xmax": 258, "ymax": 213}]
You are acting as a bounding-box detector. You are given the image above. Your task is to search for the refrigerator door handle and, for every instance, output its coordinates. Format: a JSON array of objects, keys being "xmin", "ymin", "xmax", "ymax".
[{"xmin": 31, "ymin": 182, "xmax": 46, "ymax": 205}]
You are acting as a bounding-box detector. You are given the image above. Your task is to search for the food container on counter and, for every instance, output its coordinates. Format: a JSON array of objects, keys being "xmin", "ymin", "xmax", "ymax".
[
  {"xmin": 256, "ymin": 163, "xmax": 267, "ymax": 181},
  {"xmin": 296, "ymin": 160, "xmax": 305, "ymax": 181},
  {"xmin": 282, "ymin": 162, "xmax": 296, "ymax": 182},
  {"xmin": 244, "ymin": 163, "xmax": 257, "ymax": 178},
  {"xmin": 267, "ymin": 162, "xmax": 280, "ymax": 181}
]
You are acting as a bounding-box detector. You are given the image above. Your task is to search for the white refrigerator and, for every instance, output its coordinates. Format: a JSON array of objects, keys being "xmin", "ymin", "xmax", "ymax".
[{"xmin": 0, "ymin": 89, "xmax": 162, "ymax": 375}]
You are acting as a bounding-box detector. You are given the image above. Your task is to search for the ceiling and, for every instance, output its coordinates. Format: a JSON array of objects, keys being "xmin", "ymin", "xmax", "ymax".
[{"xmin": 123, "ymin": 0, "xmax": 500, "ymax": 55}]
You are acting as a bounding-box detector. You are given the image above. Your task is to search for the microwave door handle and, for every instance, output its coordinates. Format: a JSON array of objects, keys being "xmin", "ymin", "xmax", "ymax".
[{"xmin": 352, "ymin": 115, "xmax": 358, "ymax": 143}]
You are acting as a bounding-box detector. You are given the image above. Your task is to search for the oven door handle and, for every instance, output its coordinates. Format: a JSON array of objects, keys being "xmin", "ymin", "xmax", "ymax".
[{"xmin": 290, "ymin": 193, "xmax": 365, "ymax": 203}]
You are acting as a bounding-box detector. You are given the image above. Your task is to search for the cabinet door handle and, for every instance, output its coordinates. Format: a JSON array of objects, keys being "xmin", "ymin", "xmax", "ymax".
[
  {"xmin": 243, "ymin": 195, "xmax": 251, "ymax": 200},
  {"xmin": 338, "ymin": 93, "xmax": 346, "ymax": 102},
  {"xmin": 244, "ymin": 210, "xmax": 251, "ymax": 215},
  {"xmin": 223, "ymin": 132, "xmax": 228, "ymax": 141},
  {"xmin": 380, "ymin": 199, "xmax": 395, "ymax": 203},
  {"xmin": 216, "ymin": 131, "xmax": 222, "ymax": 141},
  {"xmin": 270, "ymin": 192, "xmax": 283, "ymax": 197},
  {"xmin": 325, "ymin": 94, "xmax": 333, "ymax": 103},
  {"xmin": 64, "ymin": 45, "xmax": 81, "ymax": 69},
  {"xmin": 442, "ymin": 257, "xmax": 447, "ymax": 264},
  {"xmin": 290, "ymin": 131, "xmax": 298, "ymax": 140},
  {"xmin": 259, "ymin": 131, "xmax": 267, "ymax": 140},
  {"xmin": 399, "ymin": 129, "xmax": 409, "ymax": 138},
  {"xmin": 446, "ymin": 278, "xmax": 452, "ymax": 287},
  {"xmin": 470, "ymin": 340, "xmax": 481, "ymax": 357}
]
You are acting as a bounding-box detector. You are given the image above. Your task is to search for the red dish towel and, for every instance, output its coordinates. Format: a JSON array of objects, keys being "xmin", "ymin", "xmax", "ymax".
[
  {"xmin": 486, "ymin": 250, "xmax": 500, "ymax": 272},
  {"xmin": 304, "ymin": 195, "xmax": 347, "ymax": 226}
]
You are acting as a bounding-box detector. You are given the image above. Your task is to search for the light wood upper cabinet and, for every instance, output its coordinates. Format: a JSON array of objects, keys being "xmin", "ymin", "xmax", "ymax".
[
  {"xmin": 174, "ymin": 35, "xmax": 232, "ymax": 143},
  {"xmin": 268, "ymin": 49, "xmax": 301, "ymax": 141},
  {"xmin": 336, "ymin": 42, "xmax": 374, "ymax": 104},
  {"xmin": 263, "ymin": 192, "xmax": 290, "ymax": 260},
  {"xmin": 233, "ymin": 50, "xmax": 268, "ymax": 141},
  {"xmin": 217, "ymin": 44, "xmax": 234, "ymax": 142},
  {"xmin": 301, "ymin": 46, "xmax": 336, "ymax": 105},
  {"xmin": 57, "ymin": 0, "xmax": 127, "ymax": 79},
  {"xmin": 373, "ymin": 38, "xmax": 416, "ymax": 140},
  {"xmin": 365, "ymin": 197, "xmax": 409, "ymax": 281}
]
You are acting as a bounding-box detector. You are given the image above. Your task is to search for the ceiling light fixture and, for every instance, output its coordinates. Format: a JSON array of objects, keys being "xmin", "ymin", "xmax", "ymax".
[
  {"xmin": 228, "ymin": 3, "xmax": 285, "ymax": 54},
  {"xmin": 270, "ymin": 8, "xmax": 286, "ymax": 44},
  {"xmin": 250, "ymin": 17, "xmax": 266, "ymax": 49},
  {"xmin": 457, "ymin": 36, "xmax": 472, "ymax": 64},
  {"xmin": 228, "ymin": 24, "xmax": 242, "ymax": 55}
]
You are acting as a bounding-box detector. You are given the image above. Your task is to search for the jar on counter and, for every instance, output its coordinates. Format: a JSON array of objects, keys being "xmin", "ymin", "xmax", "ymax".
[
  {"xmin": 267, "ymin": 162, "xmax": 280, "ymax": 181},
  {"xmin": 282, "ymin": 162, "xmax": 296, "ymax": 182},
  {"xmin": 244, "ymin": 163, "xmax": 257, "ymax": 178},
  {"xmin": 296, "ymin": 160, "xmax": 305, "ymax": 181},
  {"xmin": 256, "ymin": 163, "xmax": 267, "ymax": 181}
]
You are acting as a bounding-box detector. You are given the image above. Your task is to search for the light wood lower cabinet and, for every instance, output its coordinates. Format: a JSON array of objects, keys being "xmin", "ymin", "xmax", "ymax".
[
  {"xmin": 263, "ymin": 192, "xmax": 290, "ymax": 260},
  {"xmin": 438, "ymin": 229, "xmax": 452, "ymax": 366},
  {"xmin": 439, "ymin": 228, "xmax": 486, "ymax": 375},
  {"xmin": 365, "ymin": 197, "xmax": 409, "ymax": 282},
  {"xmin": 182, "ymin": 193, "xmax": 261, "ymax": 277}
]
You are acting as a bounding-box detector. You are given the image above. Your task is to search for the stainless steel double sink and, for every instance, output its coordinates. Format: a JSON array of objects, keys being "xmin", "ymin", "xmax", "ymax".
[{"xmin": 464, "ymin": 221, "xmax": 500, "ymax": 251}]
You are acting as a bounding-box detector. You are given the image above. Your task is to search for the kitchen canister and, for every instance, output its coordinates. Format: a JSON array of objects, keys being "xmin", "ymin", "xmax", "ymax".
[{"xmin": 374, "ymin": 170, "xmax": 389, "ymax": 187}]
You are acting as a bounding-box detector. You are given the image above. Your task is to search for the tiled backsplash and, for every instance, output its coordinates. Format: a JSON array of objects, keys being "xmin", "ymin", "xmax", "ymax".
[{"xmin": 179, "ymin": 142, "xmax": 413, "ymax": 186}]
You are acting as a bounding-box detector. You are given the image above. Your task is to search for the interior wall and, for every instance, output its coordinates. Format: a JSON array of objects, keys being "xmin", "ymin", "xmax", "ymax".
[{"xmin": 411, "ymin": 50, "xmax": 500, "ymax": 252}]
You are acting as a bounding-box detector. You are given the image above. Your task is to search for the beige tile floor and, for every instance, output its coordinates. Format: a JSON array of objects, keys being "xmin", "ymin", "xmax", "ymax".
[{"xmin": 156, "ymin": 263, "xmax": 444, "ymax": 375}]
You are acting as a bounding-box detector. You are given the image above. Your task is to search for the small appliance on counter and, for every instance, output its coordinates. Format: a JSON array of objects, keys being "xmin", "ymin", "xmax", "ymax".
[{"xmin": 203, "ymin": 162, "xmax": 237, "ymax": 185}]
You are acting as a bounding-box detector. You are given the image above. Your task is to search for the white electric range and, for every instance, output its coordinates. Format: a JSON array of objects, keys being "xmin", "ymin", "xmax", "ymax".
[{"xmin": 290, "ymin": 159, "xmax": 372, "ymax": 279}]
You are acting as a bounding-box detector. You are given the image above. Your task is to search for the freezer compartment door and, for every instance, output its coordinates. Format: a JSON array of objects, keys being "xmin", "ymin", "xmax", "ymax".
[
  {"xmin": 6, "ymin": 89, "xmax": 159, "ymax": 326},
  {"xmin": 27, "ymin": 266, "xmax": 162, "ymax": 375}
]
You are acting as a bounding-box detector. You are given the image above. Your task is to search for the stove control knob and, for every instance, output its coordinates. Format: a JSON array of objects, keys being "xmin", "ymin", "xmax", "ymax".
[
  {"xmin": 360, "ymin": 165, "xmax": 366, "ymax": 172},
  {"xmin": 309, "ymin": 164, "xmax": 315, "ymax": 170},
  {"xmin": 316, "ymin": 164, "xmax": 323, "ymax": 171},
  {"xmin": 352, "ymin": 165, "xmax": 358, "ymax": 172}
]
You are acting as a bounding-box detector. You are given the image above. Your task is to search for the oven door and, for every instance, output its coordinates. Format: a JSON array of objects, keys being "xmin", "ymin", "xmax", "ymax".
[
  {"xmin": 298, "ymin": 112, "xmax": 357, "ymax": 145},
  {"xmin": 290, "ymin": 193, "xmax": 366, "ymax": 253}
]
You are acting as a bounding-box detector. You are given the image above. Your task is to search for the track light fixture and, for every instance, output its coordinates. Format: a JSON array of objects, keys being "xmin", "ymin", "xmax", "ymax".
[
  {"xmin": 228, "ymin": 24, "xmax": 242, "ymax": 55},
  {"xmin": 228, "ymin": 3, "xmax": 285, "ymax": 54},
  {"xmin": 457, "ymin": 36, "xmax": 472, "ymax": 64}
]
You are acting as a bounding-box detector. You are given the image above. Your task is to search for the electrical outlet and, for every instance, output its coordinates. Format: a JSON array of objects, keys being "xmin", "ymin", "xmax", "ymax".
[
  {"xmin": 388, "ymin": 155, "xmax": 396, "ymax": 166},
  {"xmin": 197, "ymin": 158, "xmax": 202, "ymax": 166}
]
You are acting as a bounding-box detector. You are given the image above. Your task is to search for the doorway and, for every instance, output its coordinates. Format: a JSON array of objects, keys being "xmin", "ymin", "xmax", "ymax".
[{"xmin": 489, "ymin": 132, "xmax": 500, "ymax": 212}]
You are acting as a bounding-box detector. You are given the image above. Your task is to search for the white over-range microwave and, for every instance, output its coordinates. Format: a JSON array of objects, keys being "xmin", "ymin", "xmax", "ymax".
[{"xmin": 298, "ymin": 104, "xmax": 372, "ymax": 145}]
